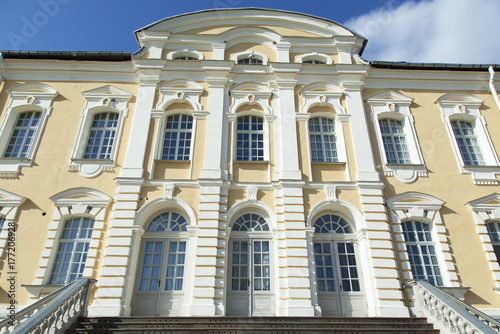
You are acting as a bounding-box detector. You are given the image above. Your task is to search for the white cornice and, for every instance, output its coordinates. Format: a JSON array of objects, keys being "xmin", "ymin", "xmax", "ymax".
[{"xmin": 2, "ymin": 59, "xmax": 136, "ymax": 82}]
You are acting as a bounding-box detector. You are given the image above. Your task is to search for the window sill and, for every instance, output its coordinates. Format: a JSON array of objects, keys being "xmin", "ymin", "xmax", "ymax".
[
  {"xmin": 383, "ymin": 163, "xmax": 427, "ymax": 183},
  {"xmin": 459, "ymin": 165, "xmax": 500, "ymax": 185},
  {"xmin": 22, "ymin": 284, "xmax": 65, "ymax": 298},
  {"xmin": 0, "ymin": 158, "xmax": 33, "ymax": 178},
  {"xmin": 69, "ymin": 159, "xmax": 115, "ymax": 178},
  {"xmin": 234, "ymin": 160, "xmax": 269, "ymax": 163},
  {"xmin": 311, "ymin": 161, "xmax": 346, "ymax": 165}
]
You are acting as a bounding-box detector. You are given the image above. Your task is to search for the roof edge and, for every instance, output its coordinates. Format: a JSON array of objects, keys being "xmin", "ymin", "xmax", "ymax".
[
  {"xmin": 371, "ymin": 61, "xmax": 500, "ymax": 71},
  {"xmin": 0, "ymin": 51, "xmax": 132, "ymax": 61}
]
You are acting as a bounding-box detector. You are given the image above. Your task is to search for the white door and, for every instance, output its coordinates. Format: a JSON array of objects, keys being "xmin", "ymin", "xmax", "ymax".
[
  {"xmin": 132, "ymin": 239, "xmax": 186, "ymax": 316},
  {"xmin": 227, "ymin": 239, "xmax": 275, "ymax": 316},
  {"xmin": 314, "ymin": 241, "xmax": 366, "ymax": 316}
]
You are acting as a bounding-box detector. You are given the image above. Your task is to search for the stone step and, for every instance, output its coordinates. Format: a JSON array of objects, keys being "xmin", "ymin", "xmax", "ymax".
[{"xmin": 67, "ymin": 317, "xmax": 439, "ymax": 334}]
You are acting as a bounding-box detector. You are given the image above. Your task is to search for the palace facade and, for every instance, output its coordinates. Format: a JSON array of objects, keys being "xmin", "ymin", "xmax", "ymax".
[{"xmin": 1, "ymin": 8, "xmax": 500, "ymax": 319}]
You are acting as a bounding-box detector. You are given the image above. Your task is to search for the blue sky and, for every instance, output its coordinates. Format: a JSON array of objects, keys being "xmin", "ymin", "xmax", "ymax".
[{"xmin": 1, "ymin": 0, "xmax": 499, "ymax": 64}]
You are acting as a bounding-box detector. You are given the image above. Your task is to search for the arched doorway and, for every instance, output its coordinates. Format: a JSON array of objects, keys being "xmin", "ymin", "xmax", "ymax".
[
  {"xmin": 312, "ymin": 214, "xmax": 366, "ymax": 316},
  {"xmin": 226, "ymin": 212, "xmax": 276, "ymax": 316},
  {"xmin": 131, "ymin": 212, "xmax": 189, "ymax": 316}
]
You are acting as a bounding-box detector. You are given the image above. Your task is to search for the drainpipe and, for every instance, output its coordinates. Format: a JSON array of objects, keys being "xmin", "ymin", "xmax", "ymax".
[
  {"xmin": 488, "ymin": 66, "xmax": 500, "ymax": 112},
  {"xmin": 0, "ymin": 53, "xmax": 4, "ymax": 86}
]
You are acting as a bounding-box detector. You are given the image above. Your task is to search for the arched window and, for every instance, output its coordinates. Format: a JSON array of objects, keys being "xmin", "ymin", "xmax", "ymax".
[
  {"xmin": 237, "ymin": 57, "xmax": 263, "ymax": 65},
  {"xmin": 162, "ymin": 114, "xmax": 193, "ymax": 161},
  {"xmin": 379, "ymin": 118, "xmax": 411, "ymax": 164},
  {"xmin": 313, "ymin": 214, "xmax": 360, "ymax": 292},
  {"xmin": 303, "ymin": 59, "xmax": 326, "ymax": 64},
  {"xmin": 232, "ymin": 213, "xmax": 269, "ymax": 232},
  {"xmin": 450, "ymin": 120, "xmax": 484, "ymax": 166},
  {"xmin": 3, "ymin": 111, "xmax": 41, "ymax": 158},
  {"xmin": 309, "ymin": 117, "xmax": 337, "ymax": 162},
  {"xmin": 234, "ymin": 51, "xmax": 266, "ymax": 65},
  {"xmin": 401, "ymin": 221, "xmax": 443, "ymax": 286},
  {"xmin": 236, "ymin": 115, "xmax": 264, "ymax": 161},
  {"xmin": 173, "ymin": 56, "xmax": 197, "ymax": 60},
  {"xmin": 147, "ymin": 212, "xmax": 188, "ymax": 232},
  {"xmin": 83, "ymin": 112, "xmax": 119, "ymax": 159},
  {"xmin": 138, "ymin": 212, "xmax": 188, "ymax": 292},
  {"xmin": 50, "ymin": 217, "xmax": 95, "ymax": 284}
]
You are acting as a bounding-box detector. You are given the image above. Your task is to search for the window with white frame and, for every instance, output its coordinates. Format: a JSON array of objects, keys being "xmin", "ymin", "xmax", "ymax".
[
  {"xmin": 83, "ymin": 112, "xmax": 119, "ymax": 159},
  {"xmin": 487, "ymin": 222, "xmax": 500, "ymax": 265},
  {"xmin": 161, "ymin": 114, "xmax": 193, "ymax": 161},
  {"xmin": 298, "ymin": 53, "xmax": 332, "ymax": 65},
  {"xmin": 69, "ymin": 86, "xmax": 132, "ymax": 178},
  {"xmin": 367, "ymin": 91, "xmax": 426, "ymax": 183},
  {"xmin": 379, "ymin": 118, "xmax": 411, "ymax": 164},
  {"xmin": 138, "ymin": 212, "xmax": 188, "ymax": 292},
  {"xmin": 401, "ymin": 220, "xmax": 443, "ymax": 286},
  {"xmin": 3, "ymin": 111, "xmax": 41, "ymax": 158},
  {"xmin": 233, "ymin": 51, "xmax": 268, "ymax": 65},
  {"xmin": 0, "ymin": 83, "xmax": 58, "ymax": 177},
  {"xmin": 437, "ymin": 93, "xmax": 500, "ymax": 184},
  {"xmin": 450, "ymin": 119, "xmax": 484, "ymax": 166},
  {"xmin": 236, "ymin": 115, "xmax": 264, "ymax": 161},
  {"xmin": 50, "ymin": 217, "xmax": 95, "ymax": 285},
  {"xmin": 167, "ymin": 50, "xmax": 204, "ymax": 61},
  {"xmin": 309, "ymin": 117, "xmax": 338, "ymax": 162}
]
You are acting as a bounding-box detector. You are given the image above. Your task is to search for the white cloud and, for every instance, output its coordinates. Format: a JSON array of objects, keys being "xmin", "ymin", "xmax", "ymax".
[{"xmin": 344, "ymin": 0, "xmax": 500, "ymax": 64}]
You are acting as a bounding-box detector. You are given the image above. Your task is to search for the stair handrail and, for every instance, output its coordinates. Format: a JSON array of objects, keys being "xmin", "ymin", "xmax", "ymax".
[
  {"xmin": 0, "ymin": 278, "xmax": 96, "ymax": 334},
  {"xmin": 409, "ymin": 280, "xmax": 500, "ymax": 334}
]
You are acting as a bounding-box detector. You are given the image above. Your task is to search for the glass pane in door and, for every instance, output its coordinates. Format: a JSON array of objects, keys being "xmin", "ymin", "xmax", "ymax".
[
  {"xmin": 165, "ymin": 241, "xmax": 186, "ymax": 291},
  {"xmin": 253, "ymin": 240, "xmax": 270, "ymax": 291},
  {"xmin": 337, "ymin": 242, "xmax": 360, "ymax": 292},
  {"xmin": 139, "ymin": 241, "xmax": 163, "ymax": 291},
  {"xmin": 314, "ymin": 242, "xmax": 336, "ymax": 292},
  {"xmin": 231, "ymin": 240, "xmax": 249, "ymax": 291}
]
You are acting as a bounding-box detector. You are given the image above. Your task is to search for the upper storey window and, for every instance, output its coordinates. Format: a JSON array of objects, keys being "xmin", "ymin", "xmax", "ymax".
[
  {"xmin": 298, "ymin": 53, "xmax": 332, "ymax": 65},
  {"xmin": 83, "ymin": 112, "xmax": 119, "ymax": 160},
  {"xmin": 437, "ymin": 93, "xmax": 500, "ymax": 185},
  {"xmin": 0, "ymin": 83, "xmax": 58, "ymax": 178},
  {"xmin": 162, "ymin": 114, "xmax": 193, "ymax": 161},
  {"xmin": 4, "ymin": 111, "xmax": 41, "ymax": 158},
  {"xmin": 234, "ymin": 51, "xmax": 268, "ymax": 65},
  {"xmin": 367, "ymin": 91, "xmax": 426, "ymax": 183},
  {"xmin": 167, "ymin": 50, "xmax": 204, "ymax": 61},
  {"xmin": 236, "ymin": 115, "xmax": 264, "ymax": 161},
  {"xmin": 450, "ymin": 120, "xmax": 484, "ymax": 166},
  {"xmin": 69, "ymin": 86, "xmax": 132, "ymax": 178},
  {"xmin": 309, "ymin": 117, "xmax": 338, "ymax": 163},
  {"xmin": 379, "ymin": 118, "xmax": 411, "ymax": 164}
]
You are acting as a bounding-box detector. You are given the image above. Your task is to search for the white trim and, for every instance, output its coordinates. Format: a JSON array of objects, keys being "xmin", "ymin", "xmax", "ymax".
[
  {"xmin": 367, "ymin": 90, "xmax": 427, "ymax": 183},
  {"xmin": 69, "ymin": 85, "xmax": 132, "ymax": 178},
  {"xmin": 233, "ymin": 51, "xmax": 268, "ymax": 66},
  {"xmin": 387, "ymin": 192, "xmax": 459, "ymax": 287},
  {"xmin": 298, "ymin": 52, "xmax": 333, "ymax": 65},
  {"xmin": 437, "ymin": 93, "xmax": 500, "ymax": 185},
  {"xmin": 167, "ymin": 49, "xmax": 204, "ymax": 61},
  {"xmin": 467, "ymin": 193, "xmax": 500, "ymax": 289},
  {"xmin": 30, "ymin": 188, "xmax": 111, "ymax": 290},
  {"xmin": 0, "ymin": 188, "xmax": 25, "ymax": 258},
  {"xmin": 0, "ymin": 83, "xmax": 58, "ymax": 177}
]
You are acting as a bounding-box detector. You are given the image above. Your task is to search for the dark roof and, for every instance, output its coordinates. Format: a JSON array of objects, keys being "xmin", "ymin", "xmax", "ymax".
[
  {"xmin": 0, "ymin": 51, "xmax": 132, "ymax": 61},
  {"xmin": 371, "ymin": 61, "xmax": 500, "ymax": 71}
]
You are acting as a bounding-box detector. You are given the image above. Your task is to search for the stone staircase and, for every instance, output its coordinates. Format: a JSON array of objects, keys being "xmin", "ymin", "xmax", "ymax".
[{"xmin": 67, "ymin": 316, "xmax": 439, "ymax": 333}]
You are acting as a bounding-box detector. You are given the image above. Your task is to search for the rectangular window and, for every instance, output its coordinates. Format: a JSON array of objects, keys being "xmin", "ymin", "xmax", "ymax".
[
  {"xmin": 84, "ymin": 112, "xmax": 119, "ymax": 159},
  {"xmin": 402, "ymin": 221, "xmax": 443, "ymax": 286},
  {"xmin": 236, "ymin": 116, "xmax": 264, "ymax": 161},
  {"xmin": 451, "ymin": 120, "xmax": 484, "ymax": 166},
  {"xmin": 4, "ymin": 111, "xmax": 41, "ymax": 158},
  {"xmin": 162, "ymin": 114, "xmax": 193, "ymax": 161},
  {"xmin": 379, "ymin": 119, "xmax": 411, "ymax": 164},
  {"xmin": 309, "ymin": 117, "xmax": 338, "ymax": 162},
  {"xmin": 50, "ymin": 217, "xmax": 94, "ymax": 285}
]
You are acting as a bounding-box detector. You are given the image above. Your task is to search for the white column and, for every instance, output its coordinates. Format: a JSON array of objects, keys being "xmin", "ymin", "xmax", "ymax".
[
  {"xmin": 341, "ymin": 80, "xmax": 379, "ymax": 182},
  {"xmin": 200, "ymin": 63, "xmax": 232, "ymax": 180},
  {"xmin": 272, "ymin": 64, "xmax": 302, "ymax": 181}
]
